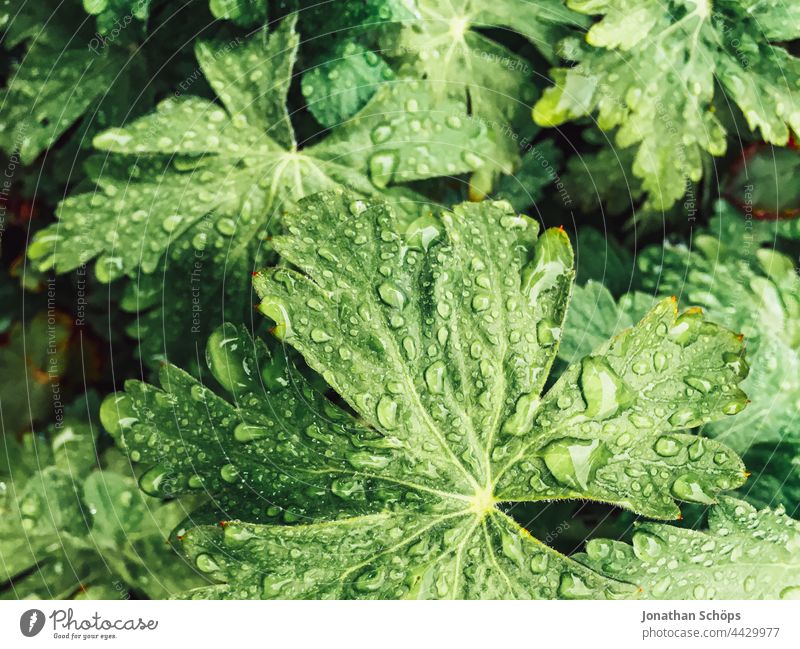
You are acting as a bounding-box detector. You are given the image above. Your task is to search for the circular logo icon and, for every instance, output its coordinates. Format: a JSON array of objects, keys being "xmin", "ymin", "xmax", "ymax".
[{"xmin": 20, "ymin": 609, "xmax": 45, "ymax": 637}]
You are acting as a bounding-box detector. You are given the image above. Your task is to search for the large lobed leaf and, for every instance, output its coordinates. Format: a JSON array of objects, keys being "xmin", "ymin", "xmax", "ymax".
[
  {"xmin": 105, "ymin": 191, "xmax": 752, "ymax": 598},
  {"xmin": 27, "ymin": 14, "xmax": 492, "ymax": 371}
]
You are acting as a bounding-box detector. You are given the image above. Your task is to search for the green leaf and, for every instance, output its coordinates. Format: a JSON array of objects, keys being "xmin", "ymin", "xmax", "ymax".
[
  {"xmin": 0, "ymin": 416, "xmax": 203, "ymax": 599},
  {"xmin": 578, "ymin": 497, "xmax": 800, "ymax": 599},
  {"xmin": 637, "ymin": 205, "xmax": 800, "ymax": 453},
  {"xmin": 27, "ymin": 14, "xmax": 490, "ymax": 369},
  {"xmin": 107, "ymin": 191, "xmax": 749, "ymax": 598},
  {"xmin": 84, "ymin": 0, "xmax": 153, "ymax": 31},
  {"xmin": 491, "ymin": 140, "xmax": 563, "ymax": 212},
  {"xmin": 725, "ymin": 146, "xmax": 800, "ymax": 219},
  {"xmin": 302, "ymin": 41, "xmax": 395, "ymax": 128},
  {"xmin": 573, "ymin": 227, "xmax": 635, "ymax": 296},
  {"xmin": 563, "ymin": 137, "xmax": 644, "ymax": 215},
  {"xmin": 557, "ymin": 281, "xmax": 655, "ymax": 365},
  {"xmin": 209, "ymin": 0, "xmax": 267, "ymax": 26},
  {"xmin": 0, "ymin": 0, "xmax": 143, "ymax": 163},
  {"xmin": 534, "ymin": 0, "xmax": 800, "ymax": 209},
  {"xmin": 391, "ymin": 0, "xmax": 585, "ymax": 178}
]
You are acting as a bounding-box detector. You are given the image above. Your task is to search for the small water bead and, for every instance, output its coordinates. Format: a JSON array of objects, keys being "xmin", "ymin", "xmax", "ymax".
[
  {"xmin": 668, "ymin": 408, "xmax": 702, "ymax": 427},
  {"xmin": 580, "ymin": 356, "xmax": 632, "ymax": 420},
  {"xmin": 259, "ymin": 297, "xmax": 292, "ymax": 338},
  {"xmin": 541, "ymin": 438, "xmax": 610, "ymax": 491},
  {"xmin": 216, "ymin": 217, "xmax": 237, "ymax": 236},
  {"xmin": 220, "ymin": 463, "xmax": 239, "ymax": 483},
  {"xmin": 557, "ymin": 573, "xmax": 593, "ymax": 599},
  {"xmin": 688, "ymin": 438, "xmax": 705, "ymax": 460},
  {"xmin": 376, "ymin": 396, "xmax": 399, "ymax": 429},
  {"xmin": 139, "ymin": 465, "xmax": 171, "ymax": 496},
  {"xmin": 331, "ymin": 477, "xmax": 365, "ymax": 500},
  {"xmin": 195, "ymin": 553, "xmax": 221, "ymax": 573},
  {"xmin": 653, "ymin": 435, "xmax": 682, "ymax": 457},
  {"xmin": 471, "ymin": 292, "xmax": 491, "ymax": 312},
  {"xmin": 461, "ymin": 151, "xmax": 483, "ymax": 168},
  {"xmin": 310, "ymin": 328, "xmax": 332, "ymax": 343},
  {"xmin": 671, "ymin": 474, "xmax": 715, "ymax": 504},
  {"xmin": 632, "ymin": 530, "xmax": 666, "ymax": 561},
  {"xmin": 234, "ymin": 423, "xmax": 270, "ymax": 442},
  {"xmin": 424, "ymin": 361, "xmax": 446, "ymax": 394},
  {"xmin": 378, "ymin": 282, "xmax": 406, "ymax": 309},
  {"xmin": 780, "ymin": 586, "xmax": 800, "ymax": 599},
  {"xmin": 347, "ymin": 451, "xmax": 391, "ymax": 471},
  {"xmin": 368, "ymin": 151, "xmax": 398, "ymax": 188}
]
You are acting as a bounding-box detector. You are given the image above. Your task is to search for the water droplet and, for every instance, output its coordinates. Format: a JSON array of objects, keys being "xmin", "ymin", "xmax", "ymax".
[
  {"xmin": 557, "ymin": 573, "xmax": 592, "ymax": 599},
  {"xmin": 347, "ymin": 451, "xmax": 391, "ymax": 471},
  {"xmin": 310, "ymin": 328, "xmax": 331, "ymax": 343},
  {"xmin": 471, "ymin": 292, "xmax": 491, "ymax": 312},
  {"xmin": 139, "ymin": 465, "xmax": 170, "ymax": 496},
  {"xmin": 378, "ymin": 282, "xmax": 406, "ymax": 309},
  {"xmin": 331, "ymin": 477, "xmax": 364, "ymax": 499},
  {"xmin": 368, "ymin": 151, "xmax": 398, "ymax": 188},
  {"xmin": 684, "ymin": 376, "xmax": 712, "ymax": 394},
  {"xmin": 376, "ymin": 395, "xmax": 399, "ymax": 429},
  {"xmin": 220, "ymin": 463, "xmax": 239, "ymax": 483},
  {"xmin": 424, "ymin": 361, "xmax": 446, "ymax": 394},
  {"xmin": 668, "ymin": 408, "xmax": 701, "ymax": 428},
  {"xmin": 580, "ymin": 356, "xmax": 633, "ymax": 420},
  {"xmin": 216, "ymin": 217, "xmax": 236, "ymax": 236},
  {"xmin": 632, "ymin": 530, "xmax": 666, "ymax": 561},
  {"xmin": 354, "ymin": 566, "xmax": 386, "ymax": 592},
  {"xmin": 501, "ymin": 532, "xmax": 525, "ymax": 567},
  {"xmin": 234, "ymin": 423, "xmax": 269, "ymax": 442},
  {"xmin": 671, "ymin": 474, "xmax": 715, "ymax": 504},
  {"xmin": 541, "ymin": 438, "xmax": 610, "ymax": 491},
  {"xmin": 162, "ymin": 214, "xmax": 183, "ymax": 233},
  {"xmin": 654, "ymin": 435, "xmax": 681, "ymax": 457},
  {"xmin": 195, "ymin": 553, "xmax": 220, "ymax": 573},
  {"xmin": 259, "ymin": 297, "xmax": 292, "ymax": 338},
  {"xmin": 461, "ymin": 151, "xmax": 483, "ymax": 168},
  {"xmin": 406, "ymin": 215, "xmax": 442, "ymax": 252},
  {"xmin": 371, "ymin": 124, "xmax": 393, "ymax": 144},
  {"xmin": 780, "ymin": 585, "xmax": 800, "ymax": 599},
  {"xmin": 501, "ymin": 393, "xmax": 540, "ymax": 436},
  {"xmin": 529, "ymin": 553, "xmax": 548, "ymax": 573},
  {"xmin": 688, "ymin": 438, "xmax": 705, "ymax": 460}
]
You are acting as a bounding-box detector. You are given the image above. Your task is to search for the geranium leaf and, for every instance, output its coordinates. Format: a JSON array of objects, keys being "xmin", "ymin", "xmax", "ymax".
[
  {"xmin": 578, "ymin": 497, "xmax": 800, "ymax": 599},
  {"xmin": 106, "ymin": 191, "xmax": 749, "ymax": 598},
  {"xmin": 534, "ymin": 0, "xmax": 800, "ymax": 209}
]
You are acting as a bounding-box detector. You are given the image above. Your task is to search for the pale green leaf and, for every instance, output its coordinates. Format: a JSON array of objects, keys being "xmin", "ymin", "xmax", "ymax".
[
  {"xmin": 0, "ymin": 418, "xmax": 203, "ymax": 599},
  {"xmin": 578, "ymin": 497, "xmax": 800, "ymax": 599},
  {"xmin": 534, "ymin": 0, "xmax": 800, "ymax": 209}
]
